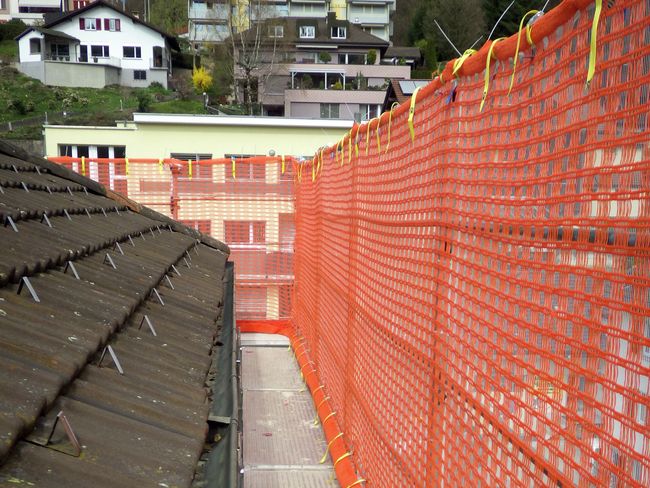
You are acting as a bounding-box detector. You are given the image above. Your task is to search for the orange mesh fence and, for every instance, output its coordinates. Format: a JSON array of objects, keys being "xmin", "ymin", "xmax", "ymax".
[
  {"xmin": 292, "ymin": 0, "xmax": 650, "ymax": 486},
  {"xmin": 48, "ymin": 156, "xmax": 298, "ymax": 324}
]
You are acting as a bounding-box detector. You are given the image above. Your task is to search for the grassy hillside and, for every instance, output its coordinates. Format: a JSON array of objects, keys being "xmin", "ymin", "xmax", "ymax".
[{"xmin": 0, "ymin": 66, "xmax": 205, "ymax": 139}]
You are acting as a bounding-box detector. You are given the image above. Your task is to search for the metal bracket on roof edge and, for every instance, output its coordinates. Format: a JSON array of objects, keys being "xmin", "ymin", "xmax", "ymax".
[
  {"xmin": 149, "ymin": 227, "xmax": 155, "ymax": 237},
  {"xmin": 41, "ymin": 213, "xmax": 52, "ymax": 228},
  {"xmin": 21, "ymin": 182, "xmax": 29, "ymax": 193},
  {"xmin": 185, "ymin": 250, "xmax": 192, "ymax": 261},
  {"xmin": 103, "ymin": 253, "xmax": 117, "ymax": 269},
  {"xmin": 41, "ymin": 411, "xmax": 82, "ymax": 457},
  {"xmin": 183, "ymin": 257, "xmax": 191, "ymax": 268},
  {"xmin": 0, "ymin": 185, "xmax": 4, "ymax": 194},
  {"xmin": 164, "ymin": 274, "xmax": 175, "ymax": 290},
  {"xmin": 63, "ymin": 209, "xmax": 72, "ymax": 220},
  {"xmin": 4, "ymin": 216, "xmax": 18, "ymax": 232},
  {"xmin": 138, "ymin": 314, "xmax": 158, "ymax": 337},
  {"xmin": 63, "ymin": 261, "xmax": 80, "ymax": 280},
  {"xmin": 83, "ymin": 187, "xmax": 88, "ymax": 195},
  {"xmin": 45, "ymin": 186, "xmax": 52, "ymax": 194},
  {"xmin": 98, "ymin": 345, "xmax": 124, "ymax": 375},
  {"xmin": 114, "ymin": 206, "xmax": 120, "ymax": 215},
  {"xmin": 171, "ymin": 264, "xmax": 181, "ymax": 276},
  {"xmin": 101, "ymin": 208, "xmax": 107, "ymax": 217},
  {"xmin": 157, "ymin": 225, "xmax": 162, "ymax": 234},
  {"xmin": 84, "ymin": 208, "xmax": 92, "ymax": 219},
  {"xmin": 128, "ymin": 235, "xmax": 136, "ymax": 246},
  {"xmin": 17, "ymin": 277, "xmax": 40, "ymax": 303},
  {"xmin": 150, "ymin": 288, "xmax": 165, "ymax": 306},
  {"xmin": 139, "ymin": 231, "xmax": 146, "ymax": 241},
  {"xmin": 66, "ymin": 186, "xmax": 73, "ymax": 196},
  {"xmin": 113, "ymin": 241, "xmax": 125, "ymax": 255},
  {"xmin": 12, "ymin": 164, "xmax": 18, "ymax": 173}
]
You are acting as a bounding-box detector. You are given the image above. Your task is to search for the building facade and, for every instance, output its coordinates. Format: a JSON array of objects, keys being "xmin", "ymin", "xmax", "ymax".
[
  {"xmin": 187, "ymin": 0, "xmax": 394, "ymax": 45},
  {"xmin": 15, "ymin": 0, "xmax": 177, "ymax": 88},
  {"xmin": 236, "ymin": 15, "xmax": 410, "ymax": 118}
]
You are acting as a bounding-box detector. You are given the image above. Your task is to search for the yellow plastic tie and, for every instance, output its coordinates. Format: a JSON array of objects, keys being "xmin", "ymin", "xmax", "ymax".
[
  {"xmin": 587, "ymin": 0, "xmax": 603, "ymax": 86},
  {"xmin": 320, "ymin": 432, "xmax": 344, "ymax": 464},
  {"xmin": 297, "ymin": 163, "xmax": 302, "ymax": 183},
  {"xmin": 188, "ymin": 159, "xmax": 193, "ymax": 179},
  {"xmin": 480, "ymin": 38, "xmax": 505, "ymax": 112},
  {"xmin": 509, "ymin": 10, "xmax": 539, "ymax": 95},
  {"xmin": 334, "ymin": 452, "xmax": 352, "ymax": 468},
  {"xmin": 338, "ymin": 140, "xmax": 344, "ymax": 167},
  {"xmin": 322, "ymin": 411, "xmax": 337, "ymax": 424},
  {"xmin": 311, "ymin": 159, "xmax": 316, "ymax": 182},
  {"xmin": 375, "ymin": 117, "xmax": 381, "ymax": 153},
  {"xmin": 407, "ymin": 86, "xmax": 421, "ymax": 143},
  {"xmin": 81, "ymin": 156, "xmax": 85, "ymax": 176},
  {"xmin": 158, "ymin": 158, "xmax": 163, "ymax": 174},
  {"xmin": 231, "ymin": 157, "xmax": 236, "ymax": 179},
  {"xmin": 281, "ymin": 155, "xmax": 286, "ymax": 174},
  {"xmin": 346, "ymin": 480, "xmax": 367, "ymax": 488},
  {"xmin": 347, "ymin": 129, "xmax": 352, "ymax": 163},
  {"xmin": 124, "ymin": 157, "xmax": 129, "ymax": 176},
  {"xmin": 365, "ymin": 121, "xmax": 371, "ymax": 156},
  {"xmin": 386, "ymin": 102, "xmax": 399, "ymax": 153},
  {"xmin": 452, "ymin": 49, "xmax": 477, "ymax": 76},
  {"xmin": 318, "ymin": 149, "xmax": 324, "ymax": 174},
  {"xmin": 313, "ymin": 385, "xmax": 325, "ymax": 394},
  {"xmin": 314, "ymin": 395, "xmax": 331, "ymax": 424}
]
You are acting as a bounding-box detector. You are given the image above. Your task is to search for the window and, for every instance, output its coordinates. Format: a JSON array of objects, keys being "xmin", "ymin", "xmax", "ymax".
[
  {"xmin": 104, "ymin": 18, "xmax": 121, "ymax": 32},
  {"xmin": 0, "ymin": 0, "xmax": 6, "ymax": 10},
  {"xmin": 359, "ymin": 104, "xmax": 381, "ymax": 121},
  {"xmin": 73, "ymin": 1, "xmax": 90, "ymax": 9},
  {"xmin": 224, "ymin": 221, "xmax": 266, "ymax": 245},
  {"xmin": 171, "ymin": 153, "xmax": 213, "ymax": 180},
  {"xmin": 225, "ymin": 159, "xmax": 265, "ymax": 181},
  {"xmin": 268, "ymin": 25, "xmax": 283, "ymax": 38},
  {"xmin": 50, "ymin": 44, "xmax": 70, "ymax": 58},
  {"xmin": 320, "ymin": 103, "xmax": 339, "ymax": 119},
  {"xmin": 299, "ymin": 25, "xmax": 315, "ymax": 39},
  {"xmin": 80, "ymin": 18, "xmax": 101, "ymax": 30},
  {"xmin": 180, "ymin": 220, "xmax": 212, "ymax": 235},
  {"xmin": 29, "ymin": 39, "xmax": 41, "ymax": 54},
  {"xmin": 331, "ymin": 26, "xmax": 346, "ymax": 39},
  {"xmin": 123, "ymin": 46, "xmax": 142, "ymax": 58},
  {"xmin": 90, "ymin": 45, "xmax": 109, "ymax": 58},
  {"xmin": 134, "ymin": 70, "xmax": 147, "ymax": 80}
]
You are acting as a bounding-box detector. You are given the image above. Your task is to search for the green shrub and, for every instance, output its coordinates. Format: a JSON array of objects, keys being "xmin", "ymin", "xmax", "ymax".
[
  {"xmin": 318, "ymin": 51, "xmax": 331, "ymax": 63},
  {"xmin": 366, "ymin": 49, "xmax": 377, "ymax": 65},
  {"xmin": 136, "ymin": 90, "xmax": 152, "ymax": 112},
  {"xmin": 0, "ymin": 19, "xmax": 27, "ymax": 41}
]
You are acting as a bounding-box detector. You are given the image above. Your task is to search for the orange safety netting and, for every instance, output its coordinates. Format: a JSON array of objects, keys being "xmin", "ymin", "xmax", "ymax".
[
  {"xmin": 291, "ymin": 0, "xmax": 649, "ymax": 487},
  {"xmin": 47, "ymin": 156, "xmax": 297, "ymax": 324}
]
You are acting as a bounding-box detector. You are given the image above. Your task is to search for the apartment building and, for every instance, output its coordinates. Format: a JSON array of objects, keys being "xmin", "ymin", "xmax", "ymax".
[
  {"xmin": 236, "ymin": 14, "xmax": 410, "ymax": 118},
  {"xmin": 187, "ymin": 0, "xmax": 395, "ymax": 45},
  {"xmin": 0, "ymin": 0, "xmax": 64, "ymax": 24}
]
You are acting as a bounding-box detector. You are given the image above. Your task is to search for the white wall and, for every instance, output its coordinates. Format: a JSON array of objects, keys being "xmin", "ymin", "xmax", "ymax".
[{"xmin": 18, "ymin": 30, "xmax": 44, "ymax": 63}]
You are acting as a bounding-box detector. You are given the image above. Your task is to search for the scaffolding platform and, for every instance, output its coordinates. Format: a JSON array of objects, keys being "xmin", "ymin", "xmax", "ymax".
[{"xmin": 241, "ymin": 335, "xmax": 338, "ymax": 488}]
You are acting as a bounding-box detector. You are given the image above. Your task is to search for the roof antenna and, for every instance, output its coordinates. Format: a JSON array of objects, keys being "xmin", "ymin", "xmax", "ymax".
[
  {"xmin": 433, "ymin": 19, "xmax": 462, "ymax": 57},
  {"xmin": 488, "ymin": 0, "xmax": 515, "ymax": 40}
]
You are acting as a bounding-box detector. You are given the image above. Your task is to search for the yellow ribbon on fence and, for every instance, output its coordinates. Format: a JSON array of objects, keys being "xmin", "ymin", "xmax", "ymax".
[
  {"xmin": 587, "ymin": 0, "xmax": 603, "ymax": 86},
  {"xmin": 386, "ymin": 102, "xmax": 399, "ymax": 153},
  {"xmin": 281, "ymin": 155, "xmax": 285, "ymax": 175},
  {"xmin": 375, "ymin": 117, "xmax": 382, "ymax": 153},
  {"xmin": 480, "ymin": 38, "xmax": 506, "ymax": 112},
  {"xmin": 231, "ymin": 157, "xmax": 236, "ymax": 179},
  {"xmin": 452, "ymin": 49, "xmax": 477, "ymax": 77},
  {"xmin": 508, "ymin": 10, "xmax": 539, "ymax": 95},
  {"xmin": 348, "ymin": 129, "xmax": 352, "ymax": 164},
  {"xmin": 346, "ymin": 480, "xmax": 366, "ymax": 488},
  {"xmin": 124, "ymin": 157, "xmax": 129, "ymax": 176},
  {"xmin": 188, "ymin": 159, "xmax": 193, "ymax": 179},
  {"xmin": 311, "ymin": 158, "xmax": 316, "ymax": 182},
  {"xmin": 158, "ymin": 158, "xmax": 163, "ymax": 174},
  {"xmin": 81, "ymin": 156, "xmax": 85, "ymax": 176},
  {"xmin": 365, "ymin": 121, "xmax": 371, "ymax": 156},
  {"xmin": 319, "ymin": 432, "xmax": 343, "ymax": 464},
  {"xmin": 408, "ymin": 86, "xmax": 422, "ymax": 143}
]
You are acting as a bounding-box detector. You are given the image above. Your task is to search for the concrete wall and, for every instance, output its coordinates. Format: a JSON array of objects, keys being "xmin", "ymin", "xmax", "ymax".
[
  {"xmin": 120, "ymin": 68, "xmax": 167, "ymax": 88},
  {"xmin": 40, "ymin": 61, "xmax": 119, "ymax": 88}
]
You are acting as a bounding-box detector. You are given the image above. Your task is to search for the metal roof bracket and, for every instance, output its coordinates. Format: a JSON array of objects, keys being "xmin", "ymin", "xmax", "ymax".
[
  {"xmin": 103, "ymin": 253, "xmax": 117, "ymax": 269},
  {"xmin": 98, "ymin": 345, "xmax": 124, "ymax": 375},
  {"xmin": 113, "ymin": 241, "xmax": 125, "ymax": 255},
  {"xmin": 150, "ymin": 288, "xmax": 165, "ymax": 306},
  {"xmin": 28, "ymin": 410, "xmax": 82, "ymax": 457},
  {"xmin": 164, "ymin": 274, "xmax": 175, "ymax": 290},
  {"xmin": 63, "ymin": 261, "xmax": 80, "ymax": 280},
  {"xmin": 17, "ymin": 277, "xmax": 40, "ymax": 303},
  {"xmin": 138, "ymin": 314, "xmax": 158, "ymax": 337}
]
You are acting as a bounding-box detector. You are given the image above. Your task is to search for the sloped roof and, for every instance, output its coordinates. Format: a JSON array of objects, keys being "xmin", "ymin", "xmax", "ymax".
[
  {"xmin": 238, "ymin": 16, "xmax": 389, "ymax": 50},
  {"xmin": 17, "ymin": 27, "xmax": 80, "ymax": 42},
  {"xmin": 35, "ymin": 0, "xmax": 180, "ymax": 50},
  {"xmin": 0, "ymin": 140, "xmax": 231, "ymax": 487}
]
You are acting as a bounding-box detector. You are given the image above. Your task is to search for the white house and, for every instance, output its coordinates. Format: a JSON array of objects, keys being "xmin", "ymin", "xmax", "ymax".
[{"xmin": 15, "ymin": 0, "xmax": 178, "ymax": 88}]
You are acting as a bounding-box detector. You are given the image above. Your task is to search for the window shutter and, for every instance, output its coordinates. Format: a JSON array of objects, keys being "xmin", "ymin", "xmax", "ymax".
[
  {"xmin": 96, "ymin": 18, "xmax": 101, "ymax": 30},
  {"xmin": 104, "ymin": 19, "xmax": 109, "ymax": 30},
  {"xmin": 116, "ymin": 19, "xmax": 121, "ymax": 31},
  {"xmin": 79, "ymin": 18, "xmax": 84, "ymax": 29}
]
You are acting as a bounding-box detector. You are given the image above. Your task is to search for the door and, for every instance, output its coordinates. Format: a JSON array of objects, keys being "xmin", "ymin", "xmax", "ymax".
[{"xmin": 79, "ymin": 45, "xmax": 88, "ymax": 62}]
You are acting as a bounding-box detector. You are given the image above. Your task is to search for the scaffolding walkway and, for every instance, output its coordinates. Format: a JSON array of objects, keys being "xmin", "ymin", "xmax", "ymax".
[{"xmin": 241, "ymin": 334, "xmax": 338, "ymax": 488}]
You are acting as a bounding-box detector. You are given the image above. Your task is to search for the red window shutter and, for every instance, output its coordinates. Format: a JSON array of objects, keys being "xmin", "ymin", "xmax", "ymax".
[
  {"xmin": 79, "ymin": 18, "xmax": 84, "ymax": 29},
  {"xmin": 104, "ymin": 19, "xmax": 109, "ymax": 30},
  {"xmin": 96, "ymin": 18, "xmax": 101, "ymax": 30},
  {"xmin": 116, "ymin": 19, "xmax": 121, "ymax": 31},
  {"xmin": 253, "ymin": 222, "xmax": 266, "ymax": 243}
]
